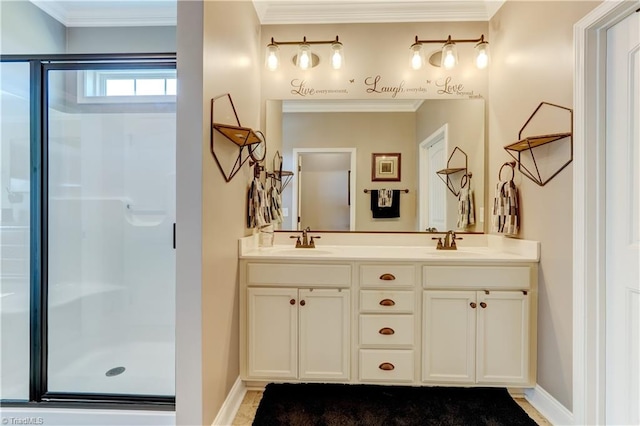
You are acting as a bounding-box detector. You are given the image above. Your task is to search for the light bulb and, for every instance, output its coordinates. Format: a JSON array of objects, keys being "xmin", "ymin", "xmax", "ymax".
[
  {"xmin": 296, "ymin": 43, "xmax": 312, "ymax": 70},
  {"xmin": 441, "ymin": 41, "xmax": 458, "ymax": 70},
  {"xmin": 410, "ymin": 43, "xmax": 424, "ymax": 70},
  {"xmin": 265, "ymin": 43, "xmax": 279, "ymax": 71},
  {"xmin": 330, "ymin": 41, "xmax": 344, "ymax": 70},
  {"xmin": 475, "ymin": 41, "xmax": 489, "ymax": 69}
]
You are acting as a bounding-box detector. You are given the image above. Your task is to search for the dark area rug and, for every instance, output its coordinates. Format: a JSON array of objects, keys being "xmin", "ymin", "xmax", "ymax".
[{"xmin": 252, "ymin": 383, "xmax": 538, "ymax": 426}]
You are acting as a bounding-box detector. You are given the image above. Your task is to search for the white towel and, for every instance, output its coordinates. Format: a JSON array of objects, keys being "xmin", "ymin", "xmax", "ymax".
[
  {"xmin": 491, "ymin": 181, "xmax": 519, "ymax": 235},
  {"xmin": 378, "ymin": 189, "xmax": 393, "ymax": 207}
]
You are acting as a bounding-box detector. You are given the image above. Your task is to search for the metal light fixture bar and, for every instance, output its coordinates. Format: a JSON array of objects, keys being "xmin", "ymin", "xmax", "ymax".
[
  {"xmin": 270, "ymin": 35, "xmax": 340, "ymax": 47},
  {"xmin": 413, "ymin": 34, "xmax": 486, "ymax": 46},
  {"xmin": 411, "ymin": 34, "xmax": 488, "ymax": 70},
  {"xmin": 266, "ymin": 36, "xmax": 344, "ymax": 70}
]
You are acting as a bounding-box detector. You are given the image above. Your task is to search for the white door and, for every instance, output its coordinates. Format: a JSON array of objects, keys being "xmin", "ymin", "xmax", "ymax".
[
  {"xmin": 422, "ymin": 291, "xmax": 475, "ymax": 383},
  {"xmin": 298, "ymin": 289, "xmax": 350, "ymax": 380},
  {"xmin": 427, "ymin": 137, "xmax": 446, "ymax": 232},
  {"xmin": 298, "ymin": 153, "xmax": 351, "ymax": 231},
  {"xmin": 605, "ymin": 11, "xmax": 640, "ymax": 425},
  {"xmin": 247, "ymin": 287, "xmax": 298, "ymax": 379},
  {"xmin": 419, "ymin": 126, "xmax": 447, "ymax": 232},
  {"xmin": 476, "ymin": 291, "xmax": 530, "ymax": 385}
]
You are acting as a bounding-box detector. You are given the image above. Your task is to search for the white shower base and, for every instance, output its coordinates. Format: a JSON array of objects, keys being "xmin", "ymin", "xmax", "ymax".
[{"xmin": 48, "ymin": 340, "xmax": 174, "ymax": 396}]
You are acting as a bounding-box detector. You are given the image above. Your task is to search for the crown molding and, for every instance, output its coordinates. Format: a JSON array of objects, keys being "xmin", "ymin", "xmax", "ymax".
[
  {"xmin": 254, "ymin": 1, "xmax": 503, "ymax": 25},
  {"xmin": 29, "ymin": 1, "xmax": 504, "ymax": 28},
  {"xmin": 30, "ymin": 1, "xmax": 176, "ymax": 27},
  {"xmin": 282, "ymin": 99, "xmax": 424, "ymax": 113}
]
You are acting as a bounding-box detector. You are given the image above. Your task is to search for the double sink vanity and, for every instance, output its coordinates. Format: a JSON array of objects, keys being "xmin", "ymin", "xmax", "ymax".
[{"xmin": 238, "ymin": 232, "xmax": 539, "ymax": 389}]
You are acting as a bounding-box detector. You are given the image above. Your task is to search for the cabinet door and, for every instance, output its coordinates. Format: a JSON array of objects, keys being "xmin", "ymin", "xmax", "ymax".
[
  {"xmin": 299, "ymin": 289, "xmax": 350, "ymax": 380},
  {"xmin": 247, "ymin": 287, "xmax": 298, "ymax": 379},
  {"xmin": 422, "ymin": 291, "xmax": 476, "ymax": 383},
  {"xmin": 476, "ymin": 291, "xmax": 530, "ymax": 385}
]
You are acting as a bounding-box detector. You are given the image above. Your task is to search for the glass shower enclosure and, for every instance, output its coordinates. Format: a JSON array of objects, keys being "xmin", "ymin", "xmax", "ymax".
[{"xmin": 1, "ymin": 55, "xmax": 176, "ymax": 407}]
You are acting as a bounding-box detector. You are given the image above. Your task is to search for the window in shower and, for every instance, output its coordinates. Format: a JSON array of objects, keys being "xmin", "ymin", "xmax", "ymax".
[
  {"xmin": 0, "ymin": 61, "xmax": 31, "ymax": 400},
  {"xmin": 46, "ymin": 64, "xmax": 176, "ymax": 397}
]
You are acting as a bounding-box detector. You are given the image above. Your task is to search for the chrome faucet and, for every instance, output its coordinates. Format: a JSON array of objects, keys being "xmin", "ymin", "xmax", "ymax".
[
  {"xmin": 290, "ymin": 227, "xmax": 321, "ymax": 248},
  {"xmin": 431, "ymin": 230, "xmax": 462, "ymax": 250}
]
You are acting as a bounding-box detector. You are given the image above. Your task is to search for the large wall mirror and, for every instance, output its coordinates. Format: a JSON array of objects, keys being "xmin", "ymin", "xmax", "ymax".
[{"xmin": 265, "ymin": 98, "xmax": 485, "ymax": 233}]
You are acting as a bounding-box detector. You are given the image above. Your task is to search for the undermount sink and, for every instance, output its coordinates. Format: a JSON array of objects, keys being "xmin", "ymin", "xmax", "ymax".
[
  {"xmin": 270, "ymin": 249, "xmax": 334, "ymax": 256},
  {"xmin": 426, "ymin": 248, "xmax": 490, "ymax": 257}
]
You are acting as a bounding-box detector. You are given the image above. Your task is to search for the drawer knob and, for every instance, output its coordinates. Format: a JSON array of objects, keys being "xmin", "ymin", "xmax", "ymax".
[
  {"xmin": 470, "ymin": 302, "xmax": 477, "ymax": 308},
  {"xmin": 290, "ymin": 299, "xmax": 296, "ymax": 305},
  {"xmin": 379, "ymin": 273, "xmax": 396, "ymax": 281},
  {"xmin": 480, "ymin": 302, "xmax": 487, "ymax": 309},
  {"xmin": 379, "ymin": 299, "xmax": 396, "ymax": 307},
  {"xmin": 378, "ymin": 362, "xmax": 395, "ymax": 371},
  {"xmin": 379, "ymin": 327, "xmax": 395, "ymax": 335},
  {"xmin": 300, "ymin": 300, "xmax": 306, "ymax": 306}
]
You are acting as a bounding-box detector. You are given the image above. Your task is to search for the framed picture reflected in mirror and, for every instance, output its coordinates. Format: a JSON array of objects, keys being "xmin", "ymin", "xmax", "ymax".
[{"xmin": 372, "ymin": 152, "xmax": 401, "ymax": 181}]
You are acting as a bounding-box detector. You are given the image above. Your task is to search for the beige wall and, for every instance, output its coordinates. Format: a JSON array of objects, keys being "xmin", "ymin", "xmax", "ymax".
[
  {"xmin": 488, "ymin": 0, "xmax": 600, "ymax": 411},
  {"xmin": 177, "ymin": 1, "xmax": 261, "ymax": 425}
]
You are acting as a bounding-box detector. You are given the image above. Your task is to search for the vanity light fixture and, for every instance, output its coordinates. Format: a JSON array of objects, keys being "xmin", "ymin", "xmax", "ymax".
[
  {"xmin": 410, "ymin": 34, "xmax": 489, "ymax": 70},
  {"xmin": 265, "ymin": 36, "xmax": 344, "ymax": 71}
]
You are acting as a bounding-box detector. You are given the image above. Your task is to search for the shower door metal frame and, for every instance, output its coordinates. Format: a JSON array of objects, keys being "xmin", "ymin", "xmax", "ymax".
[{"xmin": 0, "ymin": 53, "xmax": 176, "ymax": 410}]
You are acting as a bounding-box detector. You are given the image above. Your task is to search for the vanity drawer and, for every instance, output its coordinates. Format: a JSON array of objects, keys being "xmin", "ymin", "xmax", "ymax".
[
  {"xmin": 360, "ymin": 290, "xmax": 414, "ymax": 313},
  {"xmin": 423, "ymin": 265, "xmax": 531, "ymax": 290},
  {"xmin": 247, "ymin": 263, "xmax": 351, "ymax": 287},
  {"xmin": 360, "ymin": 315, "xmax": 414, "ymax": 346},
  {"xmin": 359, "ymin": 349, "xmax": 414, "ymax": 382},
  {"xmin": 360, "ymin": 264, "xmax": 416, "ymax": 287}
]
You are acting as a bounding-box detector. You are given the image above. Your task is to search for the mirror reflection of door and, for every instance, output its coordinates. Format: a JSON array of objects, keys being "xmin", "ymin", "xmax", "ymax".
[
  {"xmin": 298, "ymin": 152, "xmax": 351, "ymax": 231},
  {"xmin": 419, "ymin": 125, "xmax": 447, "ymax": 232}
]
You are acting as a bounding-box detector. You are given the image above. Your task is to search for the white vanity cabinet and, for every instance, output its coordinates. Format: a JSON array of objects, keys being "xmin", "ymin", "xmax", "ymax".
[
  {"xmin": 242, "ymin": 262, "xmax": 351, "ymax": 382},
  {"xmin": 422, "ymin": 265, "xmax": 536, "ymax": 387},
  {"xmin": 239, "ymin": 241, "xmax": 539, "ymax": 388}
]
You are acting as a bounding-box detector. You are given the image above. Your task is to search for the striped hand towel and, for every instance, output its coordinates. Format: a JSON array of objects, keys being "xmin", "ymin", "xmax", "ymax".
[{"xmin": 491, "ymin": 180, "xmax": 519, "ymax": 235}]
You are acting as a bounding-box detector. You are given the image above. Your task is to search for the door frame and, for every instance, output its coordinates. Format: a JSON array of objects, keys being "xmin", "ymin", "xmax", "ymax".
[
  {"xmin": 291, "ymin": 147, "xmax": 357, "ymax": 231},
  {"xmin": 418, "ymin": 124, "xmax": 448, "ymax": 232},
  {"xmin": 573, "ymin": 2, "xmax": 640, "ymax": 424}
]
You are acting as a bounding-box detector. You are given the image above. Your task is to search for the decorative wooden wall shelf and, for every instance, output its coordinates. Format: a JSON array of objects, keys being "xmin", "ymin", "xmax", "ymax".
[
  {"xmin": 210, "ymin": 93, "xmax": 266, "ymax": 182},
  {"xmin": 267, "ymin": 151, "xmax": 293, "ymax": 191},
  {"xmin": 504, "ymin": 102, "xmax": 573, "ymax": 187},
  {"xmin": 436, "ymin": 146, "xmax": 470, "ymax": 197}
]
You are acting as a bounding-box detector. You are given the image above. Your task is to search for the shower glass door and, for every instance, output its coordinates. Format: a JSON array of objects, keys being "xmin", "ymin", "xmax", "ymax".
[{"xmin": 46, "ymin": 64, "xmax": 176, "ymax": 396}]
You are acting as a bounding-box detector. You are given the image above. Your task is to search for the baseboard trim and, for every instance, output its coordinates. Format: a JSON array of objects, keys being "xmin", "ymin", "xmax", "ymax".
[
  {"xmin": 212, "ymin": 377, "xmax": 246, "ymax": 426},
  {"xmin": 525, "ymin": 384, "xmax": 573, "ymax": 425}
]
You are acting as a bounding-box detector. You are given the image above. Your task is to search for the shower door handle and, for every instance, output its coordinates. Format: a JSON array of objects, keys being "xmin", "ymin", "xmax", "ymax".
[{"xmin": 173, "ymin": 223, "xmax": 176, "ymax": 249}]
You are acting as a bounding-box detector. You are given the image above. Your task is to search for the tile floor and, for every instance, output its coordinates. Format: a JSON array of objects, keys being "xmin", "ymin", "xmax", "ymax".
[{"xmin": 231, "ymin": 389, "xmax": 551, "ymax": 425}]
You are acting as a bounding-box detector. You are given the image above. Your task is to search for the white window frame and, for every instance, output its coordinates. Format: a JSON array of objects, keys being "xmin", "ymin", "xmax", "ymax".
[{"xmin": 77, "ymin": 69, "xmax": 176, "ymax": 104}]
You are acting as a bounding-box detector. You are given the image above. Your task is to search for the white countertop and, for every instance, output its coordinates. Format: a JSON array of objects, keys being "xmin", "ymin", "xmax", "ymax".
[{"xmin": 239, "ymin": 233, "xmax": 539, "ymax": 263}]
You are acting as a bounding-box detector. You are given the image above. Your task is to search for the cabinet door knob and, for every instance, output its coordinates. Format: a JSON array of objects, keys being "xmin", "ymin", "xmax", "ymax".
[
  {"xmin": 470, "ymin": 302, "xmax": 477, "ymax": 308},
  {"xmin": 300, "ymin": 300, "xmax": 306, "ymax": 306},
  {"xmin": 290, "ymin": 299, "xmax": 296, "ymax": 305},
  {"xmin": 379, "ymin": 273, "xmax": 396, "ymax": 281},
  {"xmin": 480, "ymin": 302, "xmax": 487, "ymax": 308},
  {"xmin": 379, "ymin": 327, "xmax": 395, "ymax": 335},
  {"xmin": 378, "ymin": 362, "xmax": 395, "ymax": 371},
  {"xmin": 379, "ymin": 299, "xmax": 396, "ymax": 306}
]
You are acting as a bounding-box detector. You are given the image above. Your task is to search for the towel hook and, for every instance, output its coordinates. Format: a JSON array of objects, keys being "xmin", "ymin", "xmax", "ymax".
[
  {"xmin": 498, "ymin": 161, "xmax": 516, "ymax": 182},
  {"xmin": 460, "ymin": 172, "xmax": 472, "ymax": 189}
]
